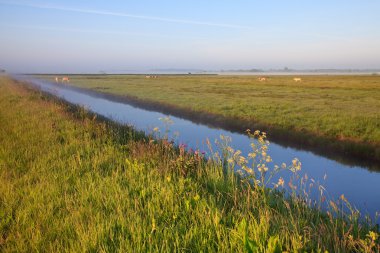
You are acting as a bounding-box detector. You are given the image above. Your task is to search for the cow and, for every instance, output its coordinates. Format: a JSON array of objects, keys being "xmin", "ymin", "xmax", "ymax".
[
  {"xmin": 62, "ymin": 77, "xmax": 70, "ymax": 83},
  {"xmin": 55, "ymin": 77, "xmax": 59, "ymax": 83},
  {"xmin": 258, "ymin": 77, "xmax": 267, "ymax": 82},
  {"xmin": 145, "ymin": 75, "xmax": 151, "ymax": 79},
  {"xmin": 293, "ymin": 77, "xmax": 302, "ymax": 82}
]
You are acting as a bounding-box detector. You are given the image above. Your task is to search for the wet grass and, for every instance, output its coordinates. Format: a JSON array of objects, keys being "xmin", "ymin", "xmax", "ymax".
[
  {"xmin": 34, "ymin": 74, "xmax": 380, "ymax": 163},
  {"xmin": 1, "ymin": 76, "xmax": 379, "ymax": 252}
]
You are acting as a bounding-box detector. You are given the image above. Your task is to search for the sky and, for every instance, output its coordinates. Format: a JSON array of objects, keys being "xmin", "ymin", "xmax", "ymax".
[{"xmin": 0, "ymin": 0, "xmax": 380, "ymax": 73}]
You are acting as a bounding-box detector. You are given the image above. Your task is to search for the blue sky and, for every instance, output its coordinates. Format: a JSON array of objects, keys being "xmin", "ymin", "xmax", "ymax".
[{"xmin": 0, "ymin": 0, "xmax": 379, "ymax": 73}]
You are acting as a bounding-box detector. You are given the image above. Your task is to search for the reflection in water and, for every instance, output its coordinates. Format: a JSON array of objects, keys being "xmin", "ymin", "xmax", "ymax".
[{"xmin": 14, "ymin": 75, "xmax": 380, "ymax": 218}]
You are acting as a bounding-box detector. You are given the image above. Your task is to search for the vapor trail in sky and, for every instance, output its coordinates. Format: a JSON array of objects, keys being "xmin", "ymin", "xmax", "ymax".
[{"xmin": 0, "ymin": 1, "xmax": 254, "ymax": 30}]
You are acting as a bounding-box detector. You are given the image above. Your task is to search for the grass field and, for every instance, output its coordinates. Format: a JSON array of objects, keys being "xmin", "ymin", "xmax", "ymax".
[
  {"xmin": 35, "ymin": 74, "xmax": 380, "ymax": 162},
  {"xmin": 1, "ymin": 76, "xmax": 379, "ymax": 251}
]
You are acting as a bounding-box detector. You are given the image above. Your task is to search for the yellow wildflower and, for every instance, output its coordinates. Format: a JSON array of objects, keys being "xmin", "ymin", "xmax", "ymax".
[
  {"xmin": 234, "ymin": 150, "xmax": 242, "ymax": 157},
  {"xmin": 367, "ymin": 231, "xmax": 379, "ymax": 241},
  {"xmin": 278, "ymin": 177, "xmax": 284, "ymax": 187},
  {"xmin": 238, "ymin": 156, "xmax": 247, "ymax": 165},
  {"xmin": 244, "ymin": 167, "xmax": 254, "ymax": 175},
  {"xmin": 257, "ymin": 164, "xmax": 268, "ymax": 173}
]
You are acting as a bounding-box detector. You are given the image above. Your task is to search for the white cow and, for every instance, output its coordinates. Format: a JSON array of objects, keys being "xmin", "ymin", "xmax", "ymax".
[
  {"xmin": 55, "ymin": 77, "xmax": 59, "ymax": 83},
  {"xmin": 293, "ymin": 77, "xmax": 302, "ymax": 82}
]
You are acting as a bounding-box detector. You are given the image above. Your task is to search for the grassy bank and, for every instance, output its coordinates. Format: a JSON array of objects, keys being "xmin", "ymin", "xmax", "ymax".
[
  {"xmin": 1, "ymin": 76, "xmax": 379, "ymax": 252},
  {"xmin": 34, "ymin": 74, "xmax": 380, "ymax": 163}
]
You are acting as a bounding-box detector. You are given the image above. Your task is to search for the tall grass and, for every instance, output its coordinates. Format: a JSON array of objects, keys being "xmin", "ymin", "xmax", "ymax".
[{"xmin": 1, "ymin": 76, "xmax": 379, "ymax": 252}]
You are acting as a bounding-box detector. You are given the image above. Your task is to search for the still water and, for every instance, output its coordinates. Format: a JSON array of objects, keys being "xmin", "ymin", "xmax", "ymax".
[{"xmin": 14, "ymin": 75, "xmax": 380, "ymax": 219}]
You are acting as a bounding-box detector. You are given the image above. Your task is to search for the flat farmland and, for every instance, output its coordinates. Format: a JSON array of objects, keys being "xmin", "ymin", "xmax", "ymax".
[{"xmin": 35, "ymin": 74, "xmax": 380, "ymax": 161}]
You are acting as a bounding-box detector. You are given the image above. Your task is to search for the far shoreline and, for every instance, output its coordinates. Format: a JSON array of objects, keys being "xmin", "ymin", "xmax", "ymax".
[{"xmin": 13, "ymin": 69, "xmax": 380, "ymax": 76}]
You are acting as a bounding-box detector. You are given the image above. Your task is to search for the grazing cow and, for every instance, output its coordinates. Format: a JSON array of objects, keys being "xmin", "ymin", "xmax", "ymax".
[
  {"xmin": 145, "ymin": 75, "xmax": 158, "ymax": 79},
  {"xmin": 258, "ymin": 77, "xmax": 267, "ymax": 82},
  {"xmin": 55, "ymin": 77, "xmax": 59, "ymax": 83},
  {"xmin": 293, "ymin": 77, "xmax": 302, "ymax": 82},
  {"xmin": 62, "ymin": 77, "xmax": 70, "ymax": 83}
]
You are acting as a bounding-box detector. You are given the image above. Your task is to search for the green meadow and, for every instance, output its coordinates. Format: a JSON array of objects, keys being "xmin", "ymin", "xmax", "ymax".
[
  {"xmin": 1, "ymin": 76, "xmax": 379, "ymax": 252},
  {"xmin": 36, "ymin": 74, "xmax": 380, "ymax": 162}
]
